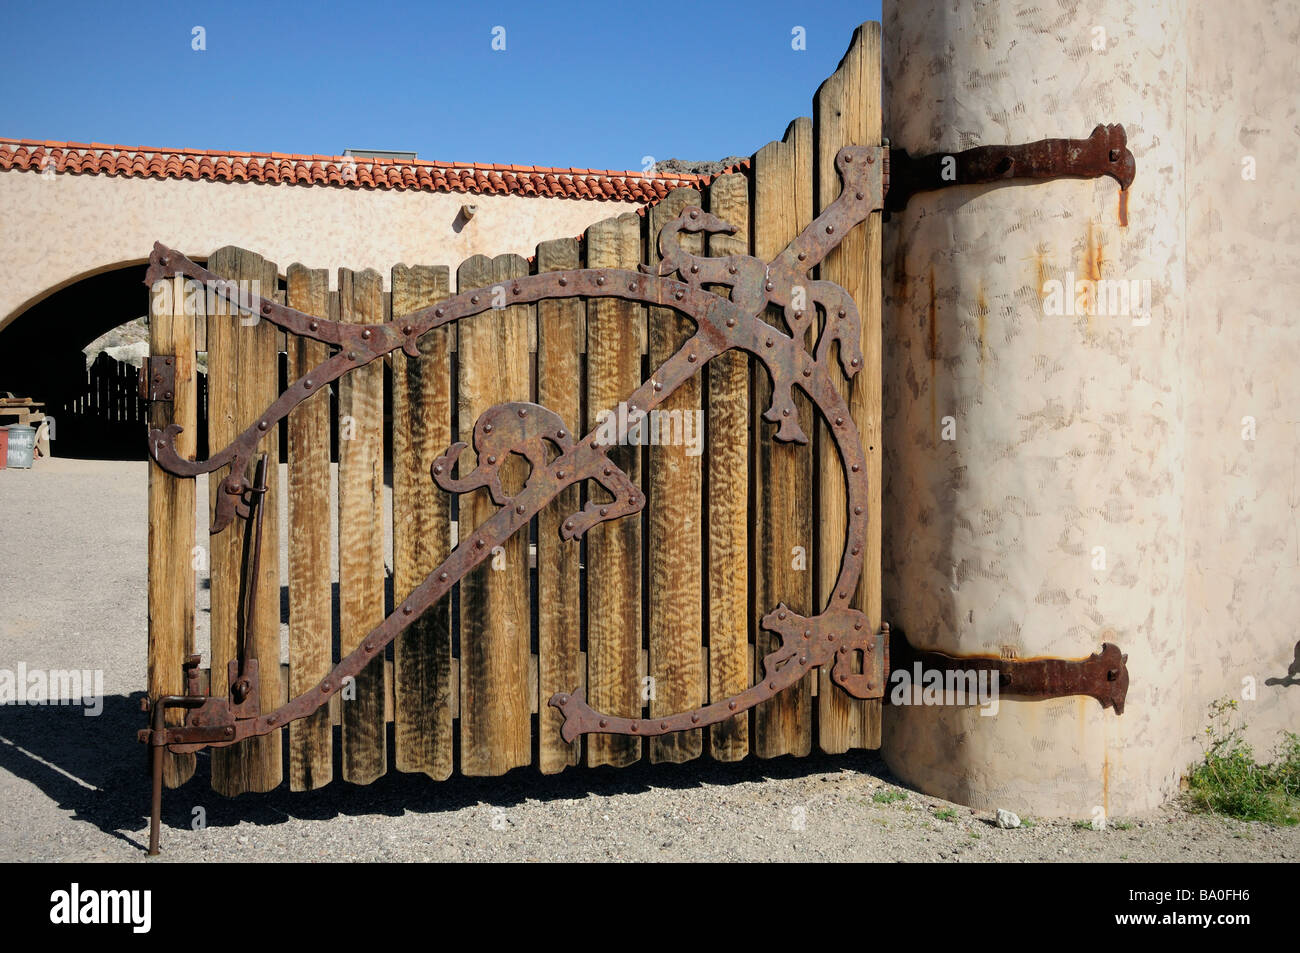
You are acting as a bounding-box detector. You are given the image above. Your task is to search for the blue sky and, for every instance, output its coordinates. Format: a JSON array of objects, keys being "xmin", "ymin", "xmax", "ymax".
[{"xmin": 0, "ymin": 0, "xmax": 881, "ymax": 171}]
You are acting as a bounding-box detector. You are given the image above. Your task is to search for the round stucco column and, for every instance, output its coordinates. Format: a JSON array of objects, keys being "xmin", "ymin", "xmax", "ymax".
[{"xmin": 880, "ymin": 1, "xmax": 1187, "ymax": 817}]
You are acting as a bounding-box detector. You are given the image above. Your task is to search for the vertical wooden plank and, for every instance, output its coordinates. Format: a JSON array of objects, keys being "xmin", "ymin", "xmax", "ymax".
[
  {"xmin": 208, "ymin": 247, "xmax": 283, "ymax": 794},
  {"xmin": 391, "ymin": 263, "xmax": 454, "ymax": 779},
  {"xmin": 456, "ymin": 254, "xmax": 532, "ymax": 776},
  {"xmin": 704, "ymin": 173, "xmax": 751, "ymax": 761},
  {"xmin": 752, "ymin": 119, "xmax": 815, "ymax": 759},
  {"xmin": 647, "ymin": 188, "xmax": 704, "ymax": 763},
  {"xmin": 536, "ymin": 238, "xmax": 584, "ymax": 773},
  {"xmin": 147, "ymin": 275, "xmax": 197, "ymax": 788},
  {"xmin": 584, "ymin": 213, "xmax": 644, "ymax": 768},
  {"xmin": 815, "ymin": 24, "xmax": 884, "ymax": 751},
  {"xmin": 286, "ymin": 264, "xmax": 333, "ymax": 790},
  {"xmin": 337, "ymin": 267, "xmax": 387, "ymax": 784}
]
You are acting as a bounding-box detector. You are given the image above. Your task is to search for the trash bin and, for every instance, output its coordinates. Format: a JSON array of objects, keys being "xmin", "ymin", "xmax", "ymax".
[
  {"xmin": 0, "ymin": 428, "xmax": 7, "ymax": 470},
  {"xmin": 6, "ymin": 424, "xmax": 35, "ymax": 469}
]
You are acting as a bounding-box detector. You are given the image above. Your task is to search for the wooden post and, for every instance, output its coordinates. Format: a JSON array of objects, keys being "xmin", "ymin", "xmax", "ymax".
[
  {"xmin": 751, "ymin": 120, "xmax": 815, "ymax": 759},
  {"xmin": 208, "ymin": 247, "xmax": 283, "ymax": 794},
  {"xmin": 814, "ymin": 23, "xmax": 884, "ymax": 752},
  {"xmin": 647, "ymin": 189, "xmax": 705, "ymax": 764},
  {"xmin": 456, "ymin": 254, "xmax": 533, "ymax": 776},
  {"xmin": 584, "ymin": 213, "xmax": 644, "ymax": 768},
  {"xmin": 704, "ymin": 172, "xmax": 751, "ymax": 761},
  {"xmin": 391, "ymin": 263, "xmax": 455, "ymax": 779},
  {"xmin": 147, "ymin": 275, "xmax": 197, "ymax": 788},
  {"xmin": 337, "ymin": 267, "xmax": 387, "ymax": 784},
  {"xmin": 535, "ymin": 238, "xmax": 584, "ymax": 774},
  {"xmin": 286, "ymin": 264, "xmax": 333, "ymax": 790}
]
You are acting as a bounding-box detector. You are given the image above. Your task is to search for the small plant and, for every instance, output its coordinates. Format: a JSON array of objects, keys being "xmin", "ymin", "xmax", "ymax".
[
  {"xmin": 1112, "ymin": 820, "xmax": 1134, "ymax": 831},
  {"xmin": 935, "ymin": 808, "xmax": 957, "ymax": 822},
  {"xmin": 1020, "ymin": 817, "xmax": 1036, "ymax": 829},
  {"xmin": 1185, "ymin": 698, "xmax": 1300, "ymax": 826},
  {"xmin": 872, "ymin": 789, "xmax": 907, "ymax": 805},
  {"xmin": 1072, "ymin": 819, "xmax": 1096, "ymax": 830},
  {"xmin": 969, "ymin": 830, "xmax": 981, "ymax": 840}
]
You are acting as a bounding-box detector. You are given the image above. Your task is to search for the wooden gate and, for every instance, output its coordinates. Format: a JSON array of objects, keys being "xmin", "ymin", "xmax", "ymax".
[{"xmin": 146, "ymin": 26, "xmax": 883, "ymax": 798}]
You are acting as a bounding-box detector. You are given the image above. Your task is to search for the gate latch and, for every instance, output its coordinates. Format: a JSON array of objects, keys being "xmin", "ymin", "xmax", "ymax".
[{"xmin": 139, "ymin": 355, "xmax": 175, "ymax": 402}]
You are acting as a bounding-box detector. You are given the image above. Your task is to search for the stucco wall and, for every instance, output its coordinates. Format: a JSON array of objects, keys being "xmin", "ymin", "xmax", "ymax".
[
  {"xmin": 881, "ymin": 0, "xmax": 1189, "ymax": 817},
  {"xmin": 0, "ymin": 171, "xmax": 633, "ymax": 330},
  {"xmin": 1183, "ymin": 2, "xmax": 1300, "ymax": 760},
  {"xmin": 881, "ymin": 0, "xmax": 1298, "ymax": 817}
]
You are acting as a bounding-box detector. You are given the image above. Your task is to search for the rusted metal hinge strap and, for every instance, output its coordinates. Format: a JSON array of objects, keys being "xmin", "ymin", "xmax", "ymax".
[{"xmin": 138, "ymin": 355, "xmax": 176, "ymax": 402}]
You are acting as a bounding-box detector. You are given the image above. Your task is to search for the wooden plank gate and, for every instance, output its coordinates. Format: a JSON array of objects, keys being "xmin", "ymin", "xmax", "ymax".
[{"xmin": 141, "ymin": 25, "xmax": 887, "ymax": 848}]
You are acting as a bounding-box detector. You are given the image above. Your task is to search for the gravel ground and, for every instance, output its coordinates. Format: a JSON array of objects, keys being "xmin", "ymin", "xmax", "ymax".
[{"xmin": 2, "ymin": 457, "xmax": 1297, "ymax": 862}]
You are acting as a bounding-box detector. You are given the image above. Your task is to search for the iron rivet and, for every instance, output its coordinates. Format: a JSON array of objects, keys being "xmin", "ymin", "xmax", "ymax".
[
  {"xmin": 163, "ymin": 392, "xmax": 173, "ymax": 400},
  {"xmin": 851, "ymin": 463, "xmax": 860, "ymax": 472},
  {"xmin": 305, "ymin": 379, "xmax": 314, "ymax": 389},
  {"xmin": 728, "ymin": 265, "xmax": 737, "ymax": 275},
  {"xmin": 838, "ymin": 672, "xmax": 846, "ymax": 681},
  {"xmin": 654, "ymin": 381, "xmax": 663, "ymax": 391},
  {"xmin": 603, "ymin": 467, "xmax": 612, "ymax": 476},
  {"xmin": 856, "ymin": 192, "xmax": 864, "ymax": 200},
  {"xmin": 765, "ymin": 281, "xmax": 774, "ymax": 291},
  {"xmin": 599, "ymin": 719, "xmax": 608, "ymax": 728},
  {"xmin": 691, "ymin": 713, "xmax": 700, "ymax": 724},
  {"xmin": 267, "ymin": 715, "xmax": 276, "ymax": 725},
  {"xmin": 799, "ymin": 656, "xmax": 807, "ymax": 665},
  {"xmin": 225, "ymin": 727, "xmax": 234, "ymax": 737},
  {"xmin": 557, "ymin": 470, "xmax": 565, "ymax": 479},
  {"xmin": 794, "ymin": 310, "xmax": 803, "ymax": 320},
  {"xmin": 488, "ymin": 455, "xmax": 497, "ymax": 465},
  {"xmin": 797, "ymin": 252, "xmax": 806, "ymax": 262},
  {"xmin": 516, "ymin": 504, "xmax": 526, "ymax": 514},
  {"xmin": 402, "ymin": 325, "xmax": 412, "ymax": 335},
  {"xmin": 519, "ymin": 408, "xmax": 528, "ymax": 417},
  {"xmin": 768, "ymin": 682, "xmax": 776, "ymax": 690},
  {"xmin": 765, "ymin": 338, "xmax": 773, "ymax": 348},
  {"xmin": 726, "ymin": 317, "xmax": 736, "ymax": 327},
  {"xmin": 803, "ymin": 368, "xmax": 811, "ymax": 377},
  {"xmin": 844, "ymin": 154, "xmax": 853, "ymax": 163},
  {"xmin": 782, "ymin": 409, "xmax": 790, "ymax": 417},
  {"xmin": 435, "ymin": 308, "xmax": 444, "ymax": 318},
  {"xmin": 826, "ymin": 225, "xmax": 834, "ymax": 234},
  {"xmin": 365, "ymin": 641, "xmax": 375, "ymax": 651},
  {"xmin": 472, "ymin": 295, "xmax": 480, "ymax": 305},
  {"xmin": 827, "ymin": 634, "xmax": 835, "ymax": 641},
  {"xmin": 630, "ymin": 723, "xmax": 639, "ymax": 733},
  {"xmin": 728, "ymin": 701, "xmax": 737, "ymax": 710},
  {"xmin": 434, "ymin": 464, "xmax": 443, "ymax": 474},
  {"xmin": 689, "ymin": 210, "xmax": 698, "ymax": 219},
  {"xmin": 839, "ymin": 647, "xmax": 848, "ymax": 656},
  {"xmin": 851, "ymin": 357, "xmax": 860, "ymax": 367},
  {"xmin": 597, "ymin": 275, "xmax": 606, "ymax": 286},
  {"xmin": 675, "ymin": 290, "xmax": 685, "ymax": 300},
  {"xmin": 629, "ymin": 282, "xmax": 637, "ymax": 291},
  {"xmin": 484, "ymin": 423, "xmax": 493, "ymax": 433},
  {"xmin": 854, "ymin": 621, "xmax": 863, "ymax": 630},
  {"xmin": 688, "ymin": 353, "xmax": 697, "ymax": 363},
  {"xmin": 852, "ymin": 545, "xmax": 861, "ymax": 556},
  {"xmin": 690, "ymin": 264, "xmax": 699, "ymax": 274},
  {"xmin": 440, "ymin": 572, "xmax": 449, "ymax": 581},
  {"xmin": 564, "ymin": 521, "xmax": 574, "ymax": 531},
  {"xmin": 559, "ymin": 277, "xmax": 568, "ymax": 286},
  {"xmin": 854, "ymin": 506, "xmax": 863, "ymax": 515},
  {"xmin": 322, "ymin": 682, "xmax": 331, "ymax": 692},
  {"xmin": 839, "ymin": 591, "xmax": 847, "ymax": 599},
  {"xmin": 778, "ymin": 611, "xmax": 787, "ymax": 620},
  {"xmin": 475, "ymin": 539, "xmax": 485, "ymax": 548},
  {"xmin": 513, "ymin": 285, "xmax": 520, "ymax": 295},
  {"xmin": 600, "ymin": 507, "xmax": 609, "ymax": 517},
  {"xmin": 258, "ymin": 420, "xmax": 268, "ymax": 431},
  {"xmin": 835, "ymin": 416, "xmax": 844, "ymax": 426},
  {"xmin": 348, "ymin": 351, "xmax": 357, "ymax": 360},
  {"xmin": 660, "ymin": 722, "xmax": 667, "ymax": 730},
  {"xmin": 838, "ymin": 309, "xmax": 846, "ymax": 318},
  {"xmin": 262, "ymin": 303, "xmax": 271, "ymax": 314},
  {"xmin": 310, "ymin": 321, "xmax": 319, "ymax": 331},
  {"xmin": 803, "ymin": 629, "xmax": 811, "ymax": 639},
  {"xmin": 361, "ymin": 329, "xmax": 371, "ymax": 339},
  {"xmin": 558, "ymin": 429, "xmax": 566, "ymax": 438},
  {"xmin": 1109, "ymin": 149, "xmax": 1120, "ymax": 162}
]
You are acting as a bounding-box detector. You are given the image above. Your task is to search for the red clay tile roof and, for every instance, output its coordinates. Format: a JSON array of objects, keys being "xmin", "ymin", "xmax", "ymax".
[{"xmin": 0, "ymin": 137, "xmax": 717, "ymax": 204}]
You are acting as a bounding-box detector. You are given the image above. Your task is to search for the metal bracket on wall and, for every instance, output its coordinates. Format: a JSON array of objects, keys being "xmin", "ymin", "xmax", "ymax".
[
  {"xmin": 883, "ymin": 123, "xmax": 1136, "ymax": 218},
  {"xmin": 138, "ymin": 355, "xmax": 175, "ymax": 403},
  {"xmin": 888, "ymin": 628, "xmax": 1130, "ymax": 713}
]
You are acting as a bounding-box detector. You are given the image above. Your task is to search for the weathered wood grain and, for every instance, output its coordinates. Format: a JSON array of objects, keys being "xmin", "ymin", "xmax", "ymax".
[
  {"xmin": 286, "ymin": 264, "xmax": 334, "ymax": 790},
  {"xmin": 456, "ymin": 255, "xmax": 533, "ymax": 776},
  {"xmin": 147, "ymin": 275, "xmax": 197, "ymax": 788},
  {"xmin": 535, "ymin": 238, "xmax": 584, "ymax": 773},
  {"xmin": 814, "ymin": 23, "xmax": 884, "ymax": 751},
  {"xmin": 391, "ymin": 263, "xmax": 455, "ymax": 779},
  {"xmin": 751, "ymin": 120, "xmax": 815, "ymax": 759},
  {"xmin": 647, "ymin": 189, "xmax": 704, "ymax": 763},
  {"xmin": 208, "ymin": 246, "xmax": 283, "ymax": 794},
  {"xmin": 337, "ymin": 267, "xmax": 387, "ymax": 784},
  {"xmin": 583, "ymin": 213, "xmax": 644, "ymax": 768},
  {"xmin": 703, "ymin": 173, "xmax": 751, "ymax": 761}
]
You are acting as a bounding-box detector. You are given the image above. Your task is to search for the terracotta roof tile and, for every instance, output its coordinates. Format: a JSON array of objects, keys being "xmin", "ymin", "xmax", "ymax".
[{"xmin": 0, "ymin": 136, "xmax": 703, "ymax": 204}]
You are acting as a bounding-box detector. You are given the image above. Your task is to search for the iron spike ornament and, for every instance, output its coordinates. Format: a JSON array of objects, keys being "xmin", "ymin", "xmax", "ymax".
[{"xmin": 140, "ymin": 128, "xmax": 1135, "ymax": 854}]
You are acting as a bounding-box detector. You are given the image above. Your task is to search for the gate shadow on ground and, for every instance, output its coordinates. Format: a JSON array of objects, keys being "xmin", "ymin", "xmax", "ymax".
[{"xmin": 0, "ymin": 693, "xmax": 896, "ymax": 854}]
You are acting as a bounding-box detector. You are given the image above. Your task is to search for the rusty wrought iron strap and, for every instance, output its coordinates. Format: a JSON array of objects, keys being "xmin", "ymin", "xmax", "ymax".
[
  {"xmin": 884, "ymin": 124, "xmax": 1135, "ymax": 215},
  {"xmin": 143, "ymin": 142, "xmax": 888, "ymax": 760},
  {"xmin": 888, "ymin": 629, "xmax": 1130, "ymax": 714}
]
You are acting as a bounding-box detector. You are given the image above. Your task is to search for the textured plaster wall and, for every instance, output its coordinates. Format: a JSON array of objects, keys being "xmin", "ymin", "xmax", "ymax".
[
  {"xmin": 881, "ymin": 0, "xmax": 1190, "ymax": 816},
  {"xmin": 0, "ymin": 172, "xmax": 629, "ymax": 330},
  {"xmin": 1183, "ymin": 4, "xmax": 1300, "ymax": 761}
]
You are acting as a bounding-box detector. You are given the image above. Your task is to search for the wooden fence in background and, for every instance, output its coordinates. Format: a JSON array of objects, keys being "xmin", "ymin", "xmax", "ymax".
[{"xmin": 147, "ymin": 24, "xmax": 882, "ymax": 794}]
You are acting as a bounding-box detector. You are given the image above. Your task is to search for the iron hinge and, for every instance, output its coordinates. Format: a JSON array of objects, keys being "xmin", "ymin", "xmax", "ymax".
[{"xmin": 139, "ymin": 355, "xmax": 176, "ymax": 402}]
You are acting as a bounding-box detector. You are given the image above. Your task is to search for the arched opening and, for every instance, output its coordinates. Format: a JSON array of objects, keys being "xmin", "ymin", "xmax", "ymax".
[{"xmin": 0, "ymin": 263, "xmax": 208, "ymax": 459}]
